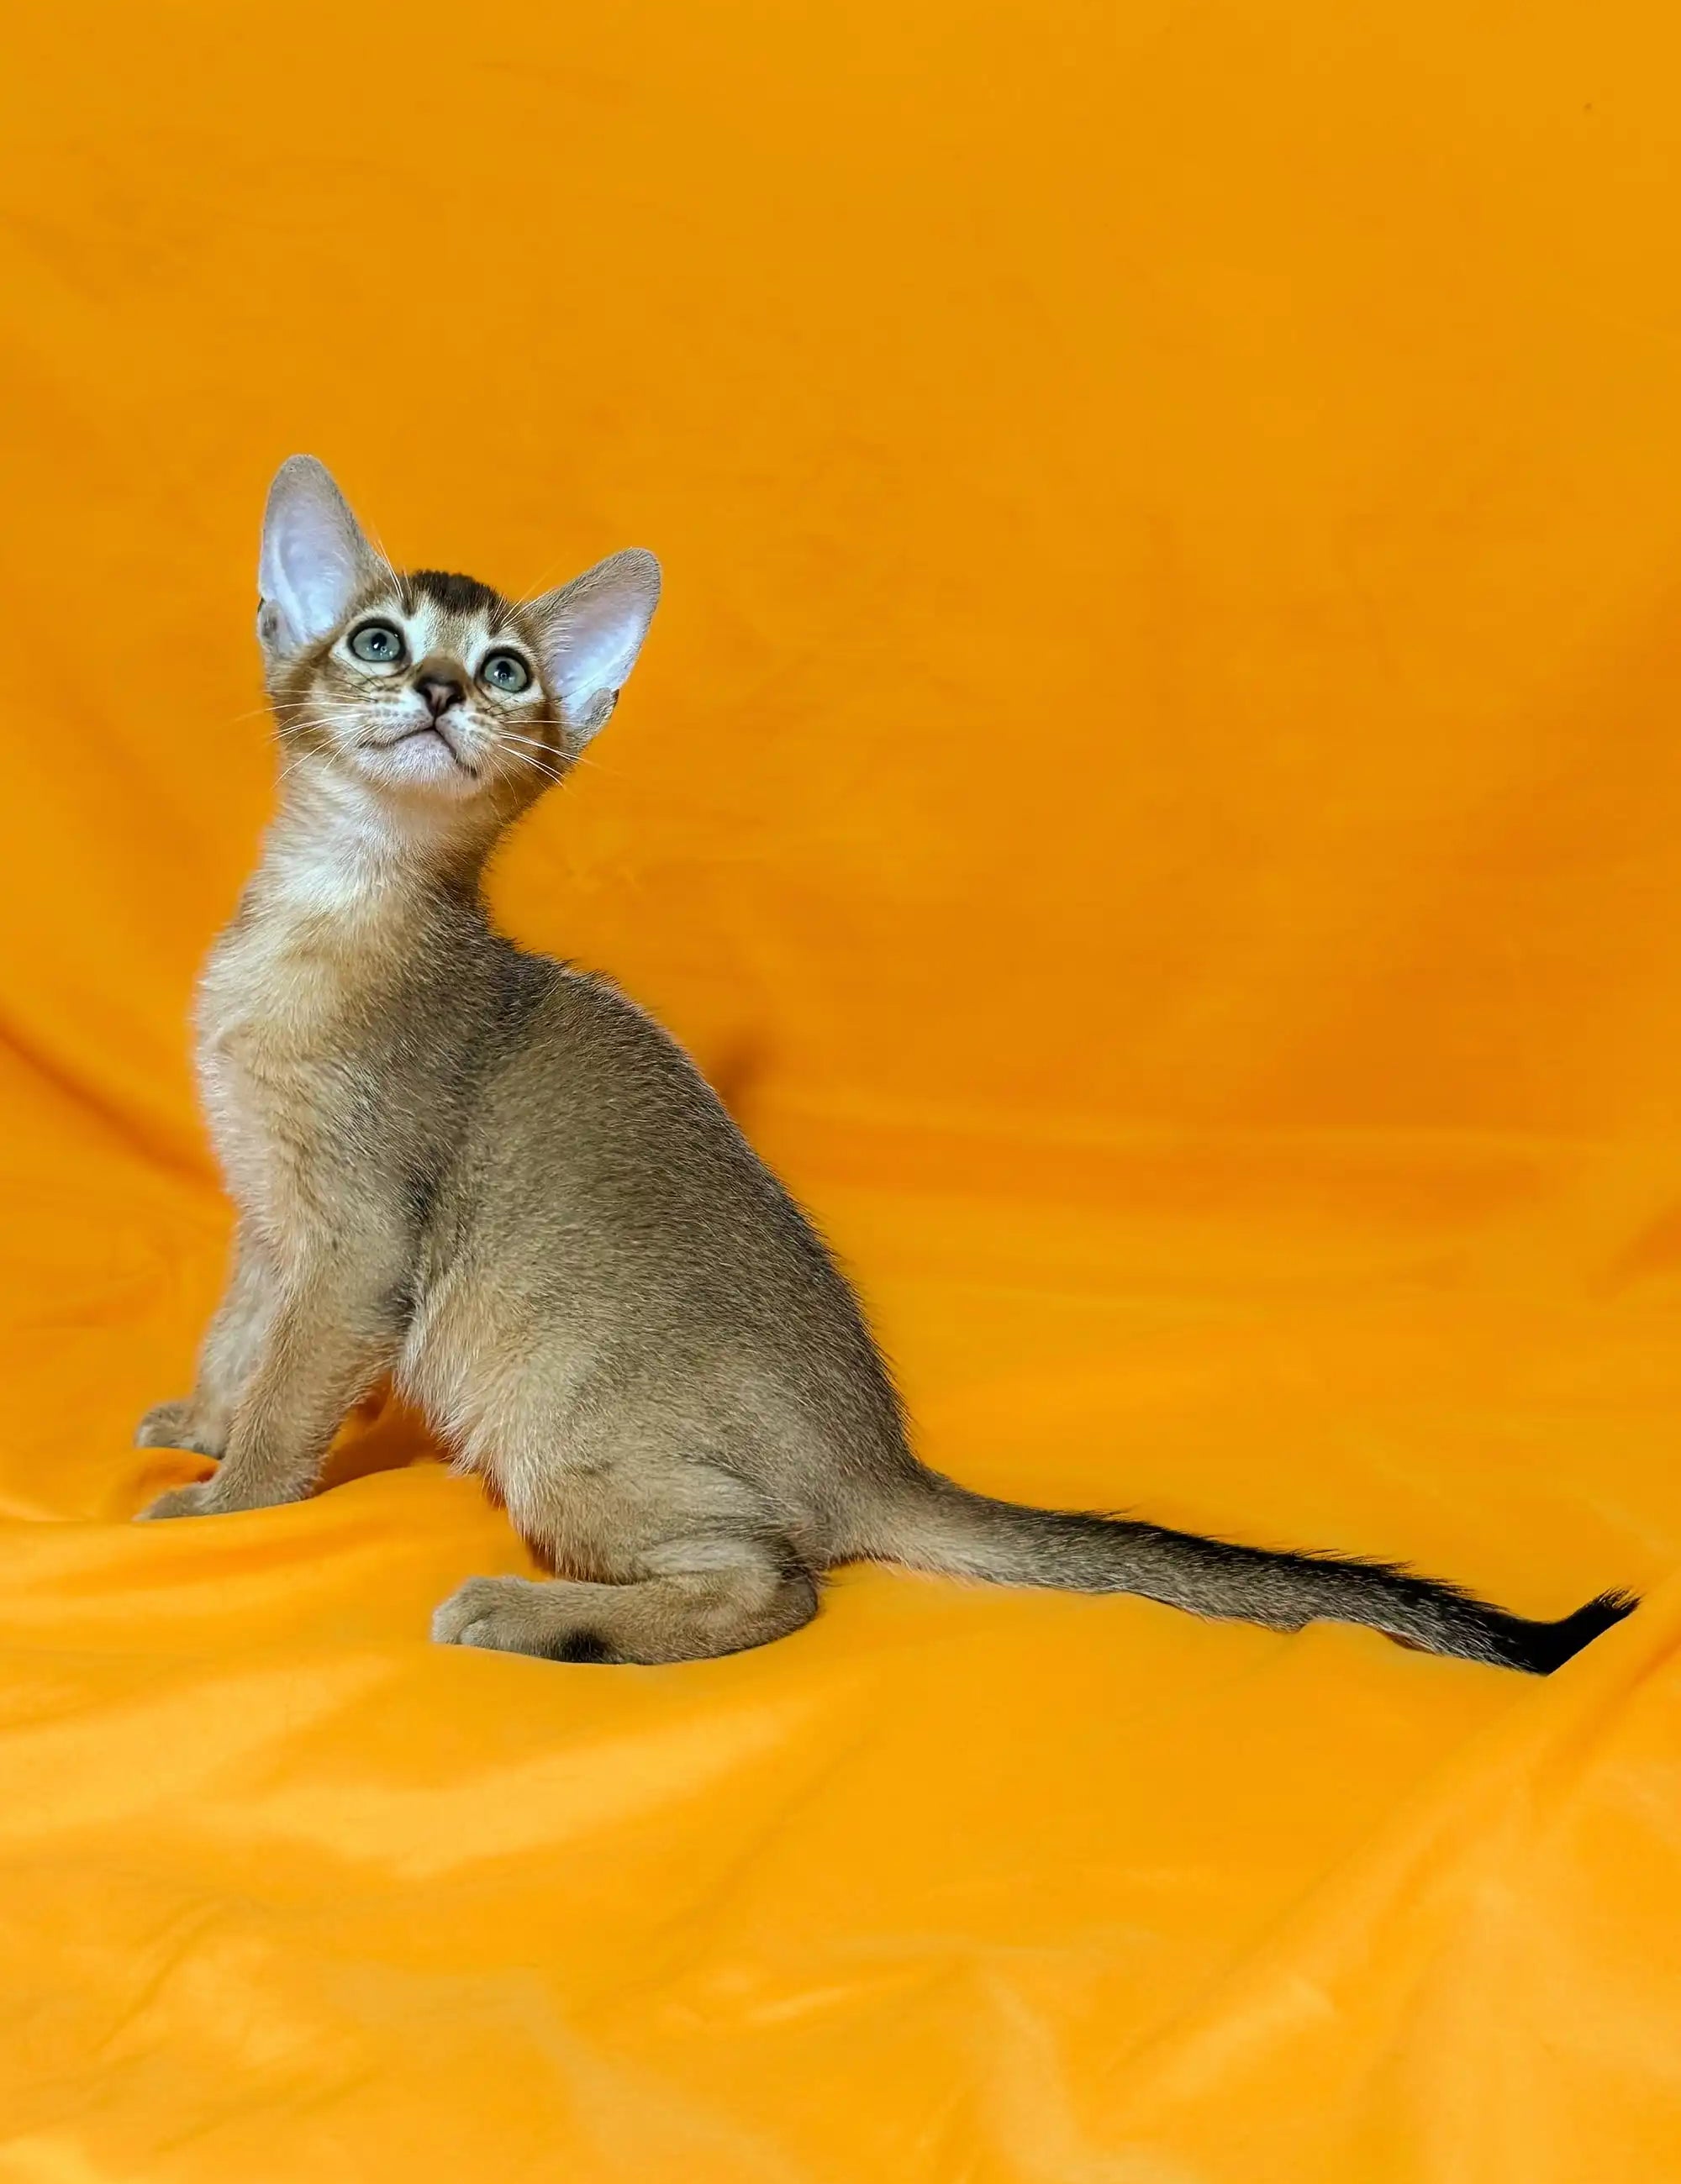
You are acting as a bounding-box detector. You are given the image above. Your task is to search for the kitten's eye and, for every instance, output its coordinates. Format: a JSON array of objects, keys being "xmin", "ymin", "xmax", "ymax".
[
  {"xmin": 481, "ymin": 650, "xmax": 532, "ymax": 693},
  {"xmin": 349, "ymin": 622, "xmax": 405, "ymax": 665}
]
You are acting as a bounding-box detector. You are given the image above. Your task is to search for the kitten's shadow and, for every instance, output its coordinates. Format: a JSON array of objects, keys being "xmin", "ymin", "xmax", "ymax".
[
  {"xmin": 703, "ymin": 1029, "xmax": 772, "ymax": 1130},
  {"xmin": 319, "ymin": 1387, "xmax": 445, "ymax": 1492}
]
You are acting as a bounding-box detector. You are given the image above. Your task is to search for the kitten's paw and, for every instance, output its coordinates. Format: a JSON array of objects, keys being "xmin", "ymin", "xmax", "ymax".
[
  {"xmin": 134, "ymin": 1481, "xmax": 223, "ymax": 1522},
  {"xmin": 432, "ymin": 1575, "xmax": 551, "ymax": 1653},
  {"xmin": 134, "ymin": 1401, "xmax": 225, "ymax": 1459}
]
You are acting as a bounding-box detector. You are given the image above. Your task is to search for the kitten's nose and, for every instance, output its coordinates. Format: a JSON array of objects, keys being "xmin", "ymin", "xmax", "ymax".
[{"xmin": 415, "ymin": 671, "xmax": 465, "ymax": 718}]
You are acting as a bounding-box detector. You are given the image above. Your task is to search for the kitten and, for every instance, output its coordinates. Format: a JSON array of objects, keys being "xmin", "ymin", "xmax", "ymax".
[{"xmin": 134, "ymin": 456, "xmax": 1635, "ymax": 1674}]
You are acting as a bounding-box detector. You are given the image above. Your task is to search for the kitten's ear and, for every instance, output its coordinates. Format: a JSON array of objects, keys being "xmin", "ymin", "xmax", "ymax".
[
  {"xmin": 530, "ymin": 550, "xmax": 661, "ymax": 739},
  {"xmin": 257, "ymin": 455, "xmax": 382, "ymax": 661}
]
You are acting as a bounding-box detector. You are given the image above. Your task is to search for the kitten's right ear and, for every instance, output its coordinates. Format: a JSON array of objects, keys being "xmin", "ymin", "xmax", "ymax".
[{"xmin": 257, "ymin": 455, "xmax": 381, "ymax": 661}]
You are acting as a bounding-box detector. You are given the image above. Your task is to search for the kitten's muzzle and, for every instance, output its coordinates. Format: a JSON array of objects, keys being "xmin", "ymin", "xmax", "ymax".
[
  {"xmin": 361, "ymin": 654, "xmax": 479, "ymax": 780},
  {"xmin": 365, "ymin": 719, "xmax": 476, "ymax": 776}
]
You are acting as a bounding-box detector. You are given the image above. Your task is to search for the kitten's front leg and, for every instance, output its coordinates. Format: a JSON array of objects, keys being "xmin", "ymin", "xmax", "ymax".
[
  {"xmin": 137, "ymin": 1259, "xmax": 398, "ymax": 1520},
  {"xmin": 135, "ymin": 1225, "xmax": 276, "ymax": 1460}
]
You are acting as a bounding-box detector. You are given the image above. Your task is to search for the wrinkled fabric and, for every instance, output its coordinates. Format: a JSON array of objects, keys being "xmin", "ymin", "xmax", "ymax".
[{"xmin": 4, "ymin": 0, "xmax": 1681, "ymax": 2176}]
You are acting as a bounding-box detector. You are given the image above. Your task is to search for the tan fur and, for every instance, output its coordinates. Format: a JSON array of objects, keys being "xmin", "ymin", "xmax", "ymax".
[{"xmin": 134, "ymin": 458, "xmax": 1635, "ymax": 1676}]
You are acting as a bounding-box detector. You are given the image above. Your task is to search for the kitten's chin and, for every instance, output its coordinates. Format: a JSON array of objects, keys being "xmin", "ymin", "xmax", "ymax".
[{"xmin": 352, "ymin": 727, "xmax": 482, "ymax": 803}]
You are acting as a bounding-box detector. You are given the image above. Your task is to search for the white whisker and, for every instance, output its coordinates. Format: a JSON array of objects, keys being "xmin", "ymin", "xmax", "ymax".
[
  {"xmin": 495, "ymin": 729, "xmax": 565, "ymax": 757},
  {"xmin": 493, "ymin": 745, "xmax": 567, "ymax": 787}
]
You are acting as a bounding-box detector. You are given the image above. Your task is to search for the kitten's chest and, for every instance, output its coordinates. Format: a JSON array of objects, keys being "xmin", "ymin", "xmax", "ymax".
[{"xmin": 195, "ymin": 903, "xmax": 387, "ymax": 1224}]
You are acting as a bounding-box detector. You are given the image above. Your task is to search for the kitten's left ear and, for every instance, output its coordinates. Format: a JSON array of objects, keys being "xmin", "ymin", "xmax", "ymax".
[
  {"xmin": 530, "ymin": 550, "xmax": 661, "ymax": 739},
  {"xmin": 257, "ymin": 455, "xmax": 382, "ymax": 661}
]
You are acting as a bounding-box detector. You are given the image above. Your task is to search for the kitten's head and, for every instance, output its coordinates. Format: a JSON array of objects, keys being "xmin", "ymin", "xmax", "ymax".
[{"xmin": 256, "ymin": 455, "xmax": 659, "ymax": 820}]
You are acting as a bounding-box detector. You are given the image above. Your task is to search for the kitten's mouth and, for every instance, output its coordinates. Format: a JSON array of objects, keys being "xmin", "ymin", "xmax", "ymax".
[{"xmin": 365, "ymin": 724, "xmax": 477, "ymax": 778}]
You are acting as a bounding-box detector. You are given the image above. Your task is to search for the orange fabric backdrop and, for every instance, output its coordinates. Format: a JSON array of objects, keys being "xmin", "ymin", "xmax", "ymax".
[{"xmin": 4, "ymin": 1, "xmax": 1681, "ymax": 2176}]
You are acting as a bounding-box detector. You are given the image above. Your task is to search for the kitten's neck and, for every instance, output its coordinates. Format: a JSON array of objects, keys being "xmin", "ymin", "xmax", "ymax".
[{"xmin": 252, "ymin": 771, "xmax": 495, "ymax": 924}]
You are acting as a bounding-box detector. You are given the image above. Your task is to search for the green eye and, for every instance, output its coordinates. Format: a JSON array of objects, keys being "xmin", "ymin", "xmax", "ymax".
[
  {"xmin": 349, "ymin": 622, "xmax": 404, "ymax": 664},
  {"xmin": 481, "ymin": 650, "xmax": 532, "ymax": 693}
]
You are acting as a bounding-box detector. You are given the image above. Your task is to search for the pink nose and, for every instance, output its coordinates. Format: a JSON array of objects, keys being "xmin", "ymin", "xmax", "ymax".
[{"xmin": 417, "ymin": 675, "xmax": 464, "ymax": 718}]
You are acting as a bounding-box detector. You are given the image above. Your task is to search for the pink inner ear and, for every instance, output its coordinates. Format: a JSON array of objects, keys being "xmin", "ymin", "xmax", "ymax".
[
  {"xmin": 531, "ymin": 551, "xmax": 661, "ymax": 719},
  {"xmin": 260, "ymin": 458, "xmax": 381, "ymax": 649}
]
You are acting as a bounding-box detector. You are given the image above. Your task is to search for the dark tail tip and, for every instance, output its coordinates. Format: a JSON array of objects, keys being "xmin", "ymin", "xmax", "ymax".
[{"xmin": 1499, "ymin": 1589, "xmax": 1639, "ymax": 1675}]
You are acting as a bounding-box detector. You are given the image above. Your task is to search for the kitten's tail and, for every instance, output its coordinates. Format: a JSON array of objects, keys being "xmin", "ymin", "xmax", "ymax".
[{"xmin": 869, "ymin": 1473, "xmax": 1636, "ymax": 1673}]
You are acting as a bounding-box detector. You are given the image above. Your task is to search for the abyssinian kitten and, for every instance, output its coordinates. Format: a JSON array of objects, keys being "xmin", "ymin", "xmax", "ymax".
[{"xmin": 134, "ymin": 456, "xmax": 1636, "ymax": 1675}]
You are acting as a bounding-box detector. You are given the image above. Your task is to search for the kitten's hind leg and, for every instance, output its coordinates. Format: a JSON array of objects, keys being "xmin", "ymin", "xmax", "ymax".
[{"xmin": 431, "ymin": 1539, "xmax": 819, "ymax": 1666}]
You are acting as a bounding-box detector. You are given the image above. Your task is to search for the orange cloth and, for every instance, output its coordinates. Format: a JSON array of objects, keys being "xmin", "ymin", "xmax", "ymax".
[{"xmin": 3, "ymin": 1, "xmax": 1681, "ymax": 2176}]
